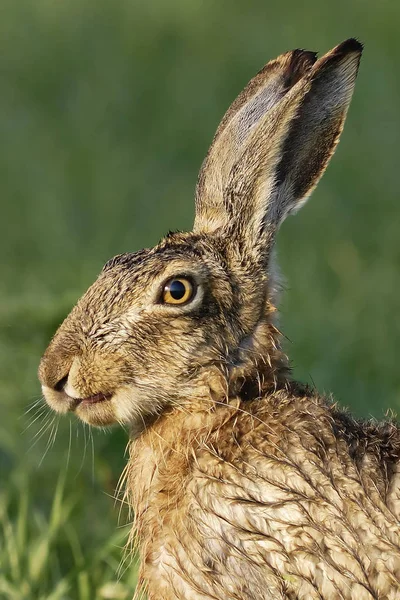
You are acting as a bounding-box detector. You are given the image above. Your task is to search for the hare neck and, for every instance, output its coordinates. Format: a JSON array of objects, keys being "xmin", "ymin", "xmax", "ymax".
[
  {"xmin": 125, "ymin": 400, "xmax": 235, "ymax": 598},
  {"xmin": 126, "ymin": 398, "xmax": 232, "ymax": 516}
]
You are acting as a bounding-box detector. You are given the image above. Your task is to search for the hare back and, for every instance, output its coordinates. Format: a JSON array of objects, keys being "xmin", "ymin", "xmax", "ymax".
[{"xmin": 128, "ymin": 388, "xmax": 400, "ymax": 600}]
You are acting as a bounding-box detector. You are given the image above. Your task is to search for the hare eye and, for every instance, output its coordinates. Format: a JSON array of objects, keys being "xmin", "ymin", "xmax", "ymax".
[{"xmin": 161, "ymin": 278, "xmax": 194, "ymax": 305}]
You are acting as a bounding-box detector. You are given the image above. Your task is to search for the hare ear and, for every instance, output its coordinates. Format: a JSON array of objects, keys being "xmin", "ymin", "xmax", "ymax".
[{"xmin": 194, "ymin": 39, "xmax": 362, "ymax": 255}]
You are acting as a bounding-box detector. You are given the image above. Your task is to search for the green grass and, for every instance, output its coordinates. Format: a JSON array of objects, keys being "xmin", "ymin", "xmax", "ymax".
[
  {"xmin": 1, "ymin": 0, "xmax": 399, "ymax": 596},
  {"xmin": 0, "ymin": 471, "xmax": 139, "ymax": 599}
]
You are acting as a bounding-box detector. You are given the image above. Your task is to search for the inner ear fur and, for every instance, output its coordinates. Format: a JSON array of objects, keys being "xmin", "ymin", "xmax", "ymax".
[{"xmin": 194, "ymin": 39, "xmax": 362, "ymax": 252}]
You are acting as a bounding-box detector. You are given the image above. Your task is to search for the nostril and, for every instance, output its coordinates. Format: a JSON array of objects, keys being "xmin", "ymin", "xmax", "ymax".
[{"xmin": 54, "ymin": 374, "xmax": 68, "ymax": 392}]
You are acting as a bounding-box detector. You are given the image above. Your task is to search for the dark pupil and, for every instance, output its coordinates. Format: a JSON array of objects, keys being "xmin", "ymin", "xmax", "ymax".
[{"xmin": 169, "ymin": 280, "xmax": 186, "ymax": 300}]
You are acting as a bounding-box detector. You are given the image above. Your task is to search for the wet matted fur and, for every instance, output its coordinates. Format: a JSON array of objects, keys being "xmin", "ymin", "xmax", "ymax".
[{"xmin": 39, "ymin": 39, "xmax": 400, "ymax": 599}]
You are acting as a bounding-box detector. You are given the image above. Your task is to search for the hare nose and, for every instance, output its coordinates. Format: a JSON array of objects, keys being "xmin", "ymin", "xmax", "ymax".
[{"xmin": 54, "ymin": 374, "xmax": 69, "ymax": 392}]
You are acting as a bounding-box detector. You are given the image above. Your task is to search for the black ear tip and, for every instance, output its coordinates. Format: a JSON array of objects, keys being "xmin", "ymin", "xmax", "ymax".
[
  {"xmin": 336, "ymin": 38, "xmax": 364, "ymax": 55},
  {"xmin": 311, "ymin": 38, "xmax": 363, "ymax": 76},
  {"xmin": 291, "ymin": 49, "xmax": 318, "ymax": 63}
]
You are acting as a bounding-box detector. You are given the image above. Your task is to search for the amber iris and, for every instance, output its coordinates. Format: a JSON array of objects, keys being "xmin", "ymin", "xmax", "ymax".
[{"xmin": 162, "ymin": 278, "xmax": 194, "ymax": 305}]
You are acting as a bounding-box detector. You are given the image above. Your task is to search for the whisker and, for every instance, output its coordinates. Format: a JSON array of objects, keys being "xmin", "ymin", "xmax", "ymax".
[
  {"xmin": 75, "ymin": 422, "xmax": 90, "ymax": 479},
  {"xmin": 66, "ymin": 419, "xmax": 72, "ymax": 470},
  {"xmin": 22, "ymin": 397, "xmax": 45, "ymax": 417},
  {"xmin": 28, "ymin": 414, "xmax": 56, "ymax": 452},
  {"xmin": 50, "ymin": 417, "xmax": 60, "ymax": 448},
  {"xmin": 90, "ymin": 427, "xmax": 95, "ymax": 483},
  {"xmin": 30, "ymin": 411, "xmax": 53, "ymax": 441},
  {"xmin": 22, "ymin": 405, "xmax": 49, "ymax": 433},
  {"xmin": 38, "ymin": 416, "xmax": 59, "ymax": 466}
]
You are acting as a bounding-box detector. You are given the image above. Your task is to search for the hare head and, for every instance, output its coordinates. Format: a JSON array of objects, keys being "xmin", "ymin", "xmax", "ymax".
[{"xmin": 39, "ymin": 39, "xmax": 362, "ymax": 433}]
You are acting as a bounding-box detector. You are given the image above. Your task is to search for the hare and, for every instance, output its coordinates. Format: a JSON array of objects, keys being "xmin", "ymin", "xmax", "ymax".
[{"xmin": 39, "ymin": 39, "xmax": 400, "ymax": 599}]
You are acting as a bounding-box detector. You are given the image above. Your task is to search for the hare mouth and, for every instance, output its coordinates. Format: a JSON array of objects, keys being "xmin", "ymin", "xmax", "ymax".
[
  {"xmin": 72, "ymin": 392, "xmax": 113, "ymax": 407},
  {"xmin": 71, "ymin": 391, "xmax": 116, "ymax": 426}
]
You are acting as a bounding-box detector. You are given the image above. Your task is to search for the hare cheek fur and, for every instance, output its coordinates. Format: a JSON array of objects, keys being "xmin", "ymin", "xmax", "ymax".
[{"xmin": 39, "ymin": 39, "xmax": 400, "ymax": 600}]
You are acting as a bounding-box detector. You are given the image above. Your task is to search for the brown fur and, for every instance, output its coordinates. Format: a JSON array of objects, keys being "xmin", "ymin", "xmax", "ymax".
[{"xmin": 39, "ymin": 39, "xmax": 400, "ymax": 598}]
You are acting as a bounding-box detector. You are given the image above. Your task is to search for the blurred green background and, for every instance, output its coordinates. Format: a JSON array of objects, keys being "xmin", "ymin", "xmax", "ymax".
[{"xmin": 1, "ymin": 0, "xmax": 399, "ymax": 597}]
